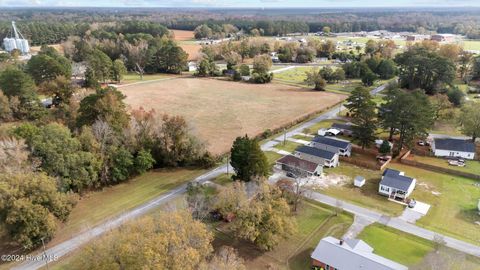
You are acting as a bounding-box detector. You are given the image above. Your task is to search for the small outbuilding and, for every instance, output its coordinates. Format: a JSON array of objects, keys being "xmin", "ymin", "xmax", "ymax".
[{"xmin": 354, "ymin": 176, "xmax": 366, "ymax": 187}]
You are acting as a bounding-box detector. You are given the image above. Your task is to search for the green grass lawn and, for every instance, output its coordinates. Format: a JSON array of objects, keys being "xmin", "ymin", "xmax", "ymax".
[
  {"xmin": 47, "ymin": 168, "xmax": 206, "ymax": 246},
  {"xmin": 358, "ymin": 223, "xmax": 434, "ymax": 266},
  {"xmin": 412, "ymin": 155, "xmax": 480, "ymax": 176},
  {"xmin": 265, "ymin": 151, "xmax": 284, "ymax": 166},
  {"xmin": 292, "ymin": 134, "xmax": 313, "ymax": 141},
  {"xmin": 121, "ymin": 72, "xmax": 173, "ymax": 84},
  {"xmin": 320, "ymin": 164, "xmax": 405, "ymax": 216},
  {"xmin": 213, "ymin": 200, "xmax": 353, "ymax": 270},
  {"xmin": 275, "ymin": 141, "xmax": 303, "ymax": 153},
  {"xmin": 388, "ymin": 163, "xmax": 480, "ymax": 245},
  {"xmin": 461, "ymin": 40, "xmax": 480, "ymax": 51},
  {"xmin": 358, "ymin": 223, "xmax": 480, "ymax": 268}
]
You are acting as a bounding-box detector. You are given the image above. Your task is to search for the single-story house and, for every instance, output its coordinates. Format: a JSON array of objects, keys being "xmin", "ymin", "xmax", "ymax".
[
  {"xmin": 294, "ymin": 146, "xmax": 339, "ymax": 168},
  {"xmin": 318, "ymin": 128, "xmax": 341, "ymax": 137},
  {"xmin": 331, "ymin": 123, "xmax": 355, "ymax": 136},
  {"xmin": 311, "ymin": 236, "xmax": 408, "ymax": 270},
  {"xmin": 310, "ymin": 136, "xmax": 352, "ymax": 157},
  {"xmin": 431, "ymin": 138, "xmax": 476, "ymax": 160},
  {"xmin": 354, "ymin": 176, "xmax": 366, "ymax": 187},
  {"xmin": 276, "ymin": 155, "xmax": 323, "ymax": 177},
  {"xmin": 379, "ymin": 169, "xmax": 416, "ymax": 200}
]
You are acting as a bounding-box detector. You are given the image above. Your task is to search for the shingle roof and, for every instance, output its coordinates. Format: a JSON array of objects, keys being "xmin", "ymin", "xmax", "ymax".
[
  {"xmin": 380, "ymin": 169, "xmax": 415, "ymax": 192},
  {"xmin": 295, "ymin": 145, "xmax": 336, "ymax": 160},
  {"xmin": 312, "ymin": 136, "xmax": 351, "ymax": 149},
  {"xmin": 434, "ymin": 138, "xmax": 476, "ymax": 153},
  {"xmin": 332, "ymin": 122, "xmax": 354, "ymax": 131},
  {"xmin": 311, "ymin": 236, "xmax": 408, "ymax": 270},
  {"xmin": 276, "ymin": 155, "xmax": 321, "ymax": 173}
]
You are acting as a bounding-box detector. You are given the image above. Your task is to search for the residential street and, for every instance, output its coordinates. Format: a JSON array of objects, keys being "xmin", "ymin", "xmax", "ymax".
[{"xmin": 14, "ymin": 82, "xmax": 479, "ymax": 270}]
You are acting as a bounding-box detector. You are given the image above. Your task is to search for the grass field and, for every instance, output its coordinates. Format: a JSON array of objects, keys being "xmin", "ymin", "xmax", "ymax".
[
  {"xmin": 358, "ymin": 223, "xmax": 434, "ymax": 266},
  {"xmin": 275, "ymin": 141, "xmax": 303, "ymax": 153},
  {"xmin": 273, "ymin": 66, "xmax": 390, "ymax": 94},
  {"xmin": 213, "ymin": 200, "xmax": 353, "ymax": 270},
  {"xmin": 320, "ymin": 163, "xmax": 405, "ymax": 216},
  {"xmin": 411, "ymin": 155, "xmax": 480, "ymax": 176},
  {"xmin": 388, "ymin": 163, "xmax": 480, "ymax": 245},
  {"xmin": 45, "ymin": 168, "xmax": 205, "ymax": 247},
  {"xmin": 121, "ymin": 72, "xmax": 175, "ymax": 84},
  {"xmin": 358, "ymin": 223, "xmax": 480, "ymax": 268},
  {"xmin": 119, "ymin": 77, "xmax": 346, "ymax": 155}
]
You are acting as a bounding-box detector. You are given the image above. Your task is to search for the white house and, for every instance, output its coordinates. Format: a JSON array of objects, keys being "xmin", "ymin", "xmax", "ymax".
[
  {"xmin": 311, "ymin": 237, "xmax": 408, "ymax": 270},
  {"xmin": 432, "ymin": 138, "xmax": 476, "ymax": 160},
  {"xmin": 294, "ymin": 146, "xmax": 339, "ymax": 168},
  {"xmin": 379, "ymin": 169, "xmax": 416, "ymax": 200},
  {"xmin": 276, "ymin": 155, "xmax": 323, "ymax": 177},
  {"xmin": 310, "ymin": 136, "xmax": 352, "ymax": 157}
]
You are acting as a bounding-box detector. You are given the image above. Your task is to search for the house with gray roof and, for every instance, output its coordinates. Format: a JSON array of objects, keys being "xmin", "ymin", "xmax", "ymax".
[
  {"xmin": 432, "ymin": 138, "xmax": 476, "ymax": 160},
  {"xmin": 379, "ymin": 169, "xmax": 416, "ymax": 199},
  {"xmin": 276, "ymin": 155, "xmax": 323, "ymax": 177},
  {"xmin": 294, "ymin": 145, "xmax": 339, "ymax": 168},
  {"xmin": 310, "ymin": 136, "xmax": 352, "ymax": 157},
  {"xmin": 311, "ymin": 236, "xmax": 408, "ymax": 270}
]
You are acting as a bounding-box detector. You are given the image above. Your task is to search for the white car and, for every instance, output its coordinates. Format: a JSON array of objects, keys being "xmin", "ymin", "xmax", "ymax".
[{"xmin": 448, "ymin": 160, "xmax": 466, "ymax": 167}]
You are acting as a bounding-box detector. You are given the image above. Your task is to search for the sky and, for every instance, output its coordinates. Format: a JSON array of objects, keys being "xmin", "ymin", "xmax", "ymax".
[{"xmin": 1, "ymin": 0, "xmax": 480, "ymax": 8}]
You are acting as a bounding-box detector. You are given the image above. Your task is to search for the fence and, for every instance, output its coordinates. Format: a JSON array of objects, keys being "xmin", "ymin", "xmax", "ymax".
[
  {"xmin": 400, "ymin": 151, "xmax": 480, "ymax": 181},
  {"xmin": 340, "ymin": 146, "xmax": 391, "ymax": 171}
]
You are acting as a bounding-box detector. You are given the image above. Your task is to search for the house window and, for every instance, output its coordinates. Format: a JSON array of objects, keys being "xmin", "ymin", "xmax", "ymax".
[{"xmin": 380, "ymin": 185, "xmax": 390, "ymax": 192}]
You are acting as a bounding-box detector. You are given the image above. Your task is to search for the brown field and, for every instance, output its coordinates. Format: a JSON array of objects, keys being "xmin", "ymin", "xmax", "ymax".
[
  {"xmin": 171, "ymin": 29, "xmax": 195, "ymax": 41},
  {"xmin": 30, "ymin": 44, "xmax": 64, "ymax": 55},
  {"xmin": 119, "ymin": 77, "xmax": 346, "ymax": 155},
  {"xmin": 170, "ymin": 29, "xmax": 201, "ymax": 60},
  {"xmin": 181, "ymin": 43, "xmax": 202, "ymax": 61}
]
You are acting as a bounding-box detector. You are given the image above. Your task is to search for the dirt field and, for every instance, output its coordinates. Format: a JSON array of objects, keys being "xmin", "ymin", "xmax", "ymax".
[
  {"xmin": 171, "ymin": 29, "xmax": 195, "ymax": 41},
  {"xmin": 170, "ymin": 29, "xmax": 201, "ymax": 60},
  {"xmin": 119, "ymin": 77, "xmax": 346, "ymax": 155}
]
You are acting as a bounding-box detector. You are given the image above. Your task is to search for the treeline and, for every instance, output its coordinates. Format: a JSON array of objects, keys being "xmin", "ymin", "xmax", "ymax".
[
  {"xmin": 2, "ymin": 8, "xmax": 480, "ymax": 44},
  {"xmin": 0, "ymin": 21, "xmax": 89, "ymax": 46},
  {"xmin": 0, "ymin": 46, "xmax": 213, "ymax": 249}
]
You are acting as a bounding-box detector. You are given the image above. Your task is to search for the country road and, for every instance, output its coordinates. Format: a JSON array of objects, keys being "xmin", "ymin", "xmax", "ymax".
[{"xmin": 14, "ymin": 81, "xmax": 479, "ymax": 269}]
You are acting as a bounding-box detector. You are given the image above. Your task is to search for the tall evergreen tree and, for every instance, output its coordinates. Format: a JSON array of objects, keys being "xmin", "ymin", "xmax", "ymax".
[{"xmin": 230, "ymin": 135, "xmax": 269, "ymax": 182}]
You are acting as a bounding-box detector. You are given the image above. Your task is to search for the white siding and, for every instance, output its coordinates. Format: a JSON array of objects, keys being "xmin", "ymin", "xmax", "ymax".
[{"xmin": 434, "ymin": 149, "xmax": 475, "ymax": 160}]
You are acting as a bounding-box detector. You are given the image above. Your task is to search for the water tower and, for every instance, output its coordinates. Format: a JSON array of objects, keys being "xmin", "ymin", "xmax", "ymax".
[{"xmin": 3, "ymin": 21, "xmax": 30, "ymax": 55}]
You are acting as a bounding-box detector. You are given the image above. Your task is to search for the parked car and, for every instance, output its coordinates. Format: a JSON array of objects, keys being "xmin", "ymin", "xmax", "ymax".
[
  {"xmin": 448, "ymin": 160, "xmax": 465, "ymax": 167},
  {"xmin": 408, "ymin": 199, "xmax": 417, "ymax": 208},
  {"xmin": 286, "ymin": 172, "xmax": 297, "ymax": 178},
  {"xmin": 417, "ymin": 140, "xmax": 430, "ymax": 146}
]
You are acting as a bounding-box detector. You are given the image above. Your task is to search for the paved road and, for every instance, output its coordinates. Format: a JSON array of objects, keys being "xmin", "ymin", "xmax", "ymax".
[
  {"xmin": 19, "ymin": 81, "xmax": 475, "ymax": 270},
  {"xmin": 306, "ymin": 191, "xmax": 480, "ymax": 257}
]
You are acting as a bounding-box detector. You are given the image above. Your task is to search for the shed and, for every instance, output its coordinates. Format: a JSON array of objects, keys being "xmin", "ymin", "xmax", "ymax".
[{"xmin": 354, "ymin": 176, "xmax": 365, "ymax": 187}]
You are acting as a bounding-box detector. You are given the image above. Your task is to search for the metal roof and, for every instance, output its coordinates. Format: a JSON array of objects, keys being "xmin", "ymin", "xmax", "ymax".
[
  {"xmin": 311, "ymin": 236, "xmax": 408, "ymax": 270},
  {"xmin": 380, "ymin": 169, "xmax": 415, "ymax": 192},
  {"xmin": 434, "ymin": 138, "xmax": 476, "ymax": 153},
  {"xmin": 331, "ymin": 122, "xmax": 354, "ymax": 131},
  {"xmin": 312, "ymin": 136, "xmax": 351, "ymax": 149},
  {"xmin": 295, "ymin": 145, "xmax": 336, "ymax": 160},
  {"xmin": 276, "ymin": 155, "xmax": 321, "ymax": 173}
]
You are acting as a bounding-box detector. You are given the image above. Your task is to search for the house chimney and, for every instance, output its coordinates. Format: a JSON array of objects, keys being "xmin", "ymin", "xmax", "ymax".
[{"xmin": 339, "ymin": 239, "xmax": 344, "ymax": 245}]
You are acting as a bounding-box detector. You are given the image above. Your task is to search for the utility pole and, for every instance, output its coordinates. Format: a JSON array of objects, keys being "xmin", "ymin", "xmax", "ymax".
[
  {"xmin": 283, "ymin": 128, "xmax": 286, "ymax": 145},
  {"xmin": 41, "ymin": 238, "xmax": 49, "ymax": 270}
]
